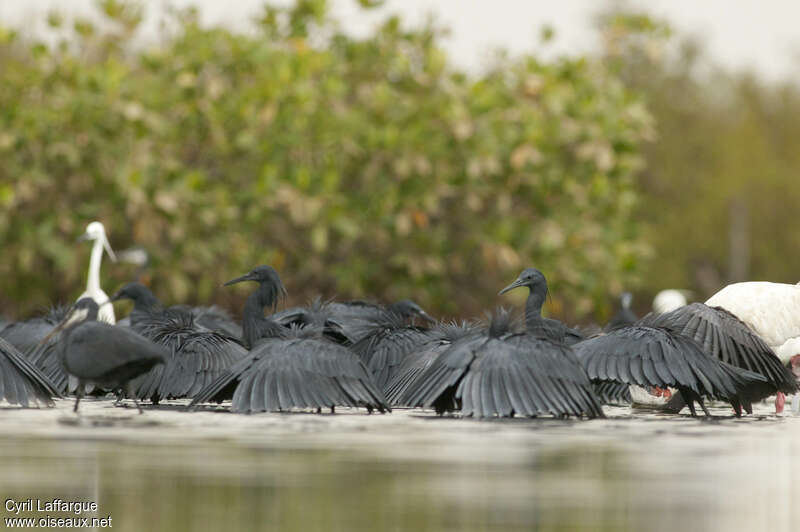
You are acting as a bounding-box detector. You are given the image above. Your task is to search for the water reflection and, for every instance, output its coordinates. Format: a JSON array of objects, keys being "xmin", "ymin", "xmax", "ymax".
[{"xmin": 0, "ymin": 406, "xmax": 798, "ymax": 532}]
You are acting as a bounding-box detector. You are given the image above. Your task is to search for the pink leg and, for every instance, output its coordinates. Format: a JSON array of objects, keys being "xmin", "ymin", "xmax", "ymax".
[{"xmin": 776, "ymin": 392, "xmax": 786, "ymax": 414}]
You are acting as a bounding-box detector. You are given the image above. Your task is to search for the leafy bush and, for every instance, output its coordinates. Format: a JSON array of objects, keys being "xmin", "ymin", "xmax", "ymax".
[{"xmin": 0, "ymin": 0, "xmax": 651, "ymax": 319}]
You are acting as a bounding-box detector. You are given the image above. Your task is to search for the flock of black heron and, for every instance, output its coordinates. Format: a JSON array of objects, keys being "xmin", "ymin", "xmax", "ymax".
[{"xmin": 0, "ymin": 221, "xmax": 797, "ymax": 420}]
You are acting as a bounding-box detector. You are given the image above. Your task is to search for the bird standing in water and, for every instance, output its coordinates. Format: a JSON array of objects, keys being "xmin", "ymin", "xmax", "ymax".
[
  {"xmin": 45, "ymin": 298, "xmax": 166, "ymax": 413},
  {"xmin": 190, "ymin": 266, "xmax": 389, "ymax": 414}
]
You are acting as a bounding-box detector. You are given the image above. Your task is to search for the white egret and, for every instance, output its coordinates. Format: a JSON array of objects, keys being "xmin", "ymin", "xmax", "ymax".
[{"xmin": 77, "ymin": 221, "xmax": 117, "ymax": 324}]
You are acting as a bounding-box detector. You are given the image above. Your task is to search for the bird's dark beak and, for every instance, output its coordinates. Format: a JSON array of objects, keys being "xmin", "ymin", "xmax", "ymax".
[
  {"xmin": 110, "ymin": 291, "xmax": 123, "ymax": 302},
  {"xmin": 39, "ymin": 306, "xmax": 89, "ymax": 344},
  {"xmin": 40, "ymin": 323, "xmax": 64, "ymax": 345},
  {"xmin": 498, "ymin": 278, "xmax": 525, "ymax": 295},
  {"xmin": 223, "ymin": 272, "xmax": 255, "ymax": 287},
  {"xmin": 418, "ymin": 310, "xmax": 436, "ymax": 325}
]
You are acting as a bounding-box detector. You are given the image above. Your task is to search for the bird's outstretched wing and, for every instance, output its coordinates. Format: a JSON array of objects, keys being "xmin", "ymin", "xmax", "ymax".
[
  {"xmin": 190, "ymin": 338, "xmax": 389, "ymax": 413},
  {"xmin": 385, "ymin": 340, "xmax": 451, "ymax": 405},
  {"xmin": 231, "ymin": 338, "xmax": 389, "ymax": 413},
  {"xmin": 192, "ymin": 306, "xmax": 242, "ymax": 338},
  {"xmin": 0, "ymin": 338, "xmax": 60, "ymax": 407},
  {"xmin": 398, "ymin": 335, "xmax": 481, "ymax": 413},
  {"xmin": 351, "ymin": 325, "xmax": 431, "ymax": 390},
  {"xmin": 642, "ymin": 303, "xmax": 796, "ymax": 396},
  {"xmin": 385, "ymin": 322, "xmax": 477, "ymax": 405},
  {"xmin": 146, "ymin": 332, "xmax": 249, "ymax": 400},
  {"xmin": 593, "ymin": 381, "xmax": 632, "ymax": 405},
  {"xmin": 497, "ymin": 334, "xmax": 604, "ymax": 418},
  {"xmin": 573, "ymin": 326, "xmax": 768, "ymax": 405}
]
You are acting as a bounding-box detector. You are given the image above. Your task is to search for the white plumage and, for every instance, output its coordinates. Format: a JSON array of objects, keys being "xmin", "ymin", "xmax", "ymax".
[
  {"xmin": 76, "ymin": 221, "xmax": 117, "ymax": 324},
  {"xmin": 652, "ymin": 289, "xmax": 688, "ymax": 314},
  {"xmin": 705, "ymin": 281, "xmax": 800, "ymax": 364}
]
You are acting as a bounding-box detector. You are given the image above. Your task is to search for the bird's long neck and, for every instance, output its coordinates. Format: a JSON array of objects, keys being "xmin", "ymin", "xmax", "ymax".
[
  {"xmin": 86, "ymin": 238, "xmax": 104, "ymax": 293},
  {"xmin": 525, "ymin": 285, "xmax": 547, "ymax": 329},
  {"xmin": 241, "ymin": 285, "xmax": 282, "ymax": 349},
  {"xmin": 135, "ymin": 292, "xmax": 160, "ymax": 312},
  {"xmin": 130, "ymin": 293, "xmax": 162, "ymax": 325}
]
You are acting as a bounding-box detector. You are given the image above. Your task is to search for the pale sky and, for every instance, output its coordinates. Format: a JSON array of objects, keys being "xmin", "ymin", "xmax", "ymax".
[{"xmin": 2, "ymin": 0, "xmax": 799, "ymax": 82}]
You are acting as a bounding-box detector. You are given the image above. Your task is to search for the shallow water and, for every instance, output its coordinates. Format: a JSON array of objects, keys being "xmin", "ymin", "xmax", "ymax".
[{"xmin": 0, "ymin": 399, "xmax": 797, "ymax": 531}]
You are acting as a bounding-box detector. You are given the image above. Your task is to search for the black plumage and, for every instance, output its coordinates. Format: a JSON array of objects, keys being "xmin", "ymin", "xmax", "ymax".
[
  {"xmin": 399, "ymin": 309, "xmax": 604, "ymax": 418},
  {"xmin": 0, "ymin": 305, "xmax": 70, "ymax": 355},
  {"xmin": 385, "ymin": 322, "xmax": 475, "ymax": 406},
  {"xmin": 573, "ymin": 326, "xmax": 770, "ymax": 417},
  {"xmin": 189, "ymin": 265, "xmax": 389, "ymax": 413},
  {"xmin": 27, "ymin": 333, "xmax": 74, "ymax": 395},
  {"xmin": 642, "ymin": 302, "xmax": 797, "ymax": 400},
  {"xmin": 270, "ymin": 297, "xmax": 356, "ymax": 345},
  {"xmin": 0, "ymin": 337, "xmax": 60, "ymax": 407},
  {"xmin": 273, "ymin": 299, "xmax": 434, "ymax": 345},
  {"xmin": 112, "ymin": 282, "xmax": 242, "ymax": 337},
  {"xmin": 593, "ymin": 381, "xmax": 632, "ymax": 405},
  {"xmin": 350, "ymin": 312, "xmax": 434, "ymax": 392},
  {"xmin": 498, "ymin": 268, "xmax": 584, "ymax": 345},
  {"xmin": 49, "ymin": 298, "xmax": 166, "ymax": 412},
  {"xmin": 130, "ymin": 312, "xmax": 248, "ymax": 403}
]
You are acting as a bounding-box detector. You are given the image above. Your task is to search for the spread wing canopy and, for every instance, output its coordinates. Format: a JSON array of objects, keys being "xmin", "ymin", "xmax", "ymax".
[
  {"xmin": 190, "ymin": 337, "xmax": 389, "ymax": 413},
  {"xmin": 642, "ymin": 303, "xmax": 796, "ymax": 396},
  {"xmin": 572, "ymin": 326, "xmax": 769, "ymax": 412},
  {"xmin": 0, "ymin": 337, "xmax": 60, "ymax": 407}
]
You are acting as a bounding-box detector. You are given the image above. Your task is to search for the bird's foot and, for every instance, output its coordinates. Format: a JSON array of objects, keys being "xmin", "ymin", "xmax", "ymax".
[
  {"xmin": 776, "ymin": 392, "xmax": 786, "ymax": 414},
  {"xmin": 649, "ymin": 386, "xmax": 672, "ymax": 399}
]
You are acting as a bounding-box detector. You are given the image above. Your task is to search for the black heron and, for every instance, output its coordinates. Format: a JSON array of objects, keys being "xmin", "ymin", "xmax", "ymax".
[
  {"xmin": 128, "ymin": 311, "xmax": 249, "ymax": 404},
  {"xmin": 399, "ymin": 308, "xmax": 604, "ymax": 418},
  {"xmin": 45, "ymin": 298, "xmax": 166, "ymax": 413},
  {"xmin": 384, "ymin": 321, "xmax": 475, "ymax": 406},
  {"xmin": 108, "ymin": 284, "xmax": 248, "ymax": 404},
  {"xmin": 349, "ymin": 302, "xmax": 436, "ymax": 392},
  {"xmin": 642, "ymin": 302, "xmax": 797, "ymax": 413},
  {"xmin": 111, "ymin": 282, "xmax": 242, "ymax": 338},
  {"xmin": 189, "ymin": 266, "xmax": 389, "ymax": 413},
  {"xmin": 572, "ymin": 326, "xmax": 769, "ymax": 417},
  {"xmin": 498, "ymin": 268, "xmax": 584, "ymax": 345}
]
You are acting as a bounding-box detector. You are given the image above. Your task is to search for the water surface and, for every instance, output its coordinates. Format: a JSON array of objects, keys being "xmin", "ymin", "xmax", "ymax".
[{"xmin": 0, "ymin": 400, "xmax": 797, "ymax": 531}]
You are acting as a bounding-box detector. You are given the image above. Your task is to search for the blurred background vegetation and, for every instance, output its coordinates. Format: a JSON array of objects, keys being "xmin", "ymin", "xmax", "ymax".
[{"xmin": 1, "ymin": 0, "xmax": 798, "ymax": 322}]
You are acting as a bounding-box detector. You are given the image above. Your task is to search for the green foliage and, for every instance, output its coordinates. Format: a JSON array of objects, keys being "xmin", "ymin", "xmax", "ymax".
[{"xmin": 0, "ymin": 1, "xmax": 651, "ymax": 319}]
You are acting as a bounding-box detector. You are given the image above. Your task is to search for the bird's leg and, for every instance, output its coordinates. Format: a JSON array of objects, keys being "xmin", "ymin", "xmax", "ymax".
[
  {"xmin": 676, "ymin": 388, "xmax": 697, "ymax": 416},
  {"xmin": 73, "ymin": 384, "xmax": 85, "ymax": 413},
  {"xmin": 114, "ymin": 390, "xmax": 123, "ymax": 406},
  {"xmin": 330, "ymin": 406, "xmax": 335, "ymax": 414},
  {"xmin": 697, "ymin": 398, "xmax": 711, "ymax": 417},
  {"xmin": 775, "ymin": 392, "xmax": 786, "ymax": 414},
  {"xmin": 316, "ymin": 407, "xmax": 322, "ymax": 414},
  {"xmin": 127, "ymin": 383, "xmax": 143, "ymax": 414},
  {"xmin": 731, "ymin": 398, "xmax": 743, "ymax": 417},
  {"xmin": 366, "ymin": 405, "xmax": 373, "ymax": 415}
]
